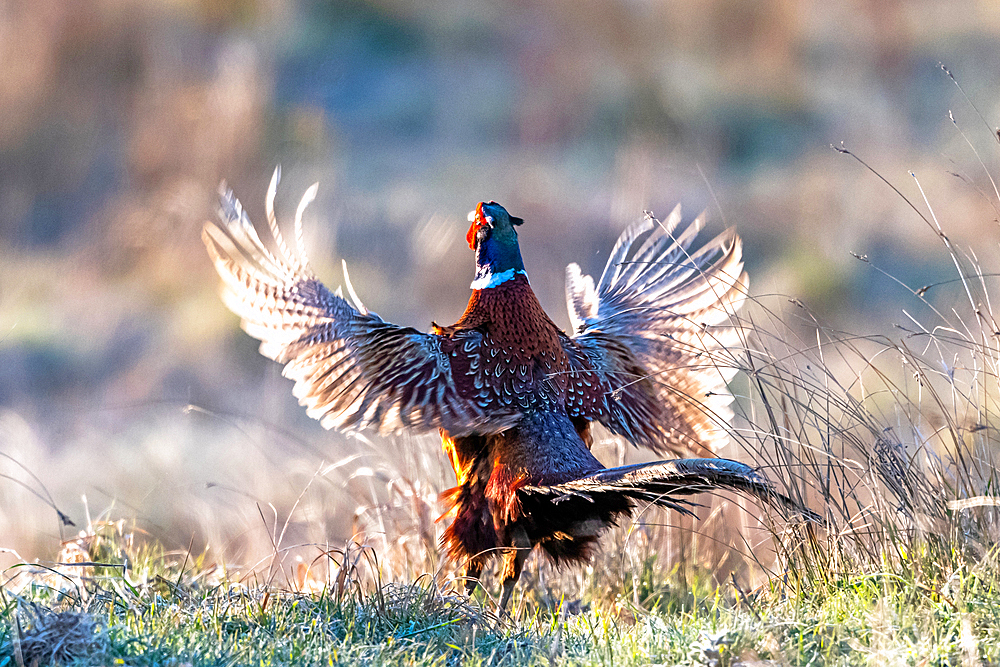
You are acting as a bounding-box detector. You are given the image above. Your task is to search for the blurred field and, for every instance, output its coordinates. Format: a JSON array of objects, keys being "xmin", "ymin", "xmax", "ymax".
[{"xmin": 3, "ymin": 0, "xmax": 1000, "ymax": 582}]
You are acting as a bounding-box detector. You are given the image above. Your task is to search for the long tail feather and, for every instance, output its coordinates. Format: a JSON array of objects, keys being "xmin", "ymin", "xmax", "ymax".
[{"xmin": 523, "ymin": 458, "xmax": 817, "ymax": 520}]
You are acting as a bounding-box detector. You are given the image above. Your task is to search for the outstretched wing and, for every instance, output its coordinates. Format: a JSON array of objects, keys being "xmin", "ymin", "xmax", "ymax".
[
  {"xmin": 562, "ymin": 206, "xmax": 747, "ymax": 457},
  {"xmin": 203, "ymin": 170, "xmax": 519, "ymax": 437},
  {"xmin": 522, "ymin": 458, "xmax": 815, "ymax": 519}
]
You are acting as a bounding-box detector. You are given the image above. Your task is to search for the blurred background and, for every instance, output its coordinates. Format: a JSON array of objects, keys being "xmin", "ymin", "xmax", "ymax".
[{"xmin": 3, "ymin": 0, "xmax": 1000, "ymax": 576}]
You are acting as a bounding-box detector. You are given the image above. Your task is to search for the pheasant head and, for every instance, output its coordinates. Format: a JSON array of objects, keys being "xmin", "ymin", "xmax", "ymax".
[{"xmin": 467, "ymin": 201, "xmax": 526, "ymax": 290}]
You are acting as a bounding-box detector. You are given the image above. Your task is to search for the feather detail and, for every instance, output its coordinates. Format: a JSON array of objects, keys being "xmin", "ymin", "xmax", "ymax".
[
  {"xmin": 563, "ymin": 206, "xmax": 748, "ymax": 457},
  {"xmin": 203, "ymin": 182, "xmax": 522, "ymax": 437},
  {"xmin": 470, "ymin": 268, "xmax": 527, "ymax": 290},
  {"xmin": 521, "ymin": 458, "xmax": 817, "ymax": 521},
  {"xmin": 565, "ymin": 263, "xmax": 598, "ymax": 335},
  {"xmin": 341, "ymin": 259, "xmax": 368, "ymax": 315}
]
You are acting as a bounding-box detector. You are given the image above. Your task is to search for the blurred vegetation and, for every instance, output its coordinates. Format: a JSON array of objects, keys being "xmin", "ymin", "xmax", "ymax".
[{"xmin": 3, "ymin": 0, "xmax": 1000, "ymax": 585}]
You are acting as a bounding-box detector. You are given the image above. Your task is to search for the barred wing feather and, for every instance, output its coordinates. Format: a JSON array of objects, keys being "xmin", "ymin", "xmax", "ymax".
[
  {"xmin": 203, "ymin": 172, "xmax": 519, "ymax": 436},
  {"xmin": 563, "ymin": 206, "xmax": 747, "ymax": 456}
]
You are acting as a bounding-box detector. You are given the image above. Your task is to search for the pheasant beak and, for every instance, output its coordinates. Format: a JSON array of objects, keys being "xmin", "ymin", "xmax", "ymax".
[{"xmin": 466, "ymin": 202, "xmax": 492, "ymax": 250}]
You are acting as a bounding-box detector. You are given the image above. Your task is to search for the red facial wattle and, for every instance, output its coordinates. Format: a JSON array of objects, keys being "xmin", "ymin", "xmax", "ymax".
[{"xmin": 467, "ymin": 202, "xmax": 485, "ymax": 250}]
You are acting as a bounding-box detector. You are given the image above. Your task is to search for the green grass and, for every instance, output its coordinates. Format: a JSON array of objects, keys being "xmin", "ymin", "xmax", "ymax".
[{"xmin": 3, "ymin": 518, "xmax": 1000, "ymax": 665}]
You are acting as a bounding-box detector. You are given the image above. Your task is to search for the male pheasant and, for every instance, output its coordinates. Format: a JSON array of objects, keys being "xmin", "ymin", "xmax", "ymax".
[{"xmin": 204, "ymin": 169, "xmax": 802, "ymax": 610}]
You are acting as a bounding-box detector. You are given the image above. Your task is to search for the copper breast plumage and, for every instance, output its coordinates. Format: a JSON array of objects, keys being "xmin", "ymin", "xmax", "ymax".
[{"xmin": 439, "ymin": 273, "xmax": 590, "ymax": 413}]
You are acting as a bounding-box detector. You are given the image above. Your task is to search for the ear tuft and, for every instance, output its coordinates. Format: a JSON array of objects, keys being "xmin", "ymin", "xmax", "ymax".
[{"xmin": 509, "ymin": 215, "xmax": 524, "ymax": 226}]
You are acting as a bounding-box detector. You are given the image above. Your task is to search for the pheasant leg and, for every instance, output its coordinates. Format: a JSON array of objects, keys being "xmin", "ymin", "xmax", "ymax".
[
  {"xmin": 498, "ymin": 525, "xmax": 532, "ymax": 612},
  {"xmin": 464, "ymin": 557, "xmax": 484, "ymax": 595}
]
